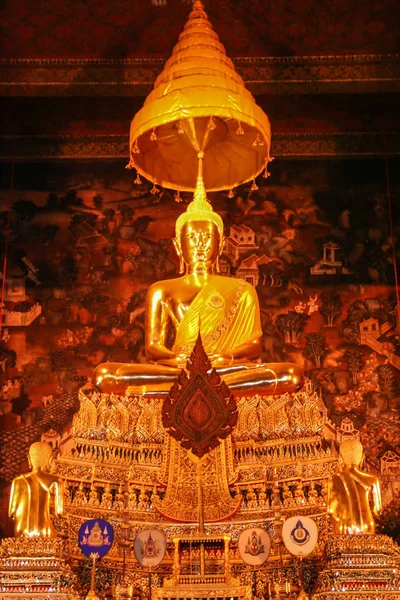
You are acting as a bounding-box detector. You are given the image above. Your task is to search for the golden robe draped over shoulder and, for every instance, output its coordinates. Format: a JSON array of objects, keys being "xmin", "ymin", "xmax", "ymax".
[{"xmin": 172, "ymin": 278, "xmax": 262, "ymax": 357}]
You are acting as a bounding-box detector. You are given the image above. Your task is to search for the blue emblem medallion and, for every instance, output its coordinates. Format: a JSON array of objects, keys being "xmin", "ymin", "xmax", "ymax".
[{"xmin": 78, "ymin": 519, "xmax": 114, "ymax": 558}]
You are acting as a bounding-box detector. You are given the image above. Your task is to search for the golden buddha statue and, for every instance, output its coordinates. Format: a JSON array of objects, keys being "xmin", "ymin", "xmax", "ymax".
[
  {"xmin": 73, "ymin": 481, "xmax": 87, "ymax": 506},
  {"xmin": 8, "ymin": 442, "xmax": 64, "ymax": 538},
  {"xmin": 282, "ymin": 482, "xmax": 294, "ymax": 507},
  {"xmin": 307, "ymin": 481, "xmax": 318, "ymax": 505},
  {"xmin": 94, "ymin": 160, "xmax": 302, "ymax": 397},
  {"xmin": 101, "ymin": 483, "xmax": 113, "ymax": 509},
  {"xmin": 294, "ymin": 480, "xmax": 305, "ymax": 505},
  {"xmin": 137, "ymin": 485, "xmax": 150, "ymax": 511},
  {"xmin": 327, "ymin": 439, "xmax": 382, "ymax": 535},
  {"xmin": 114, "ymin": 483, "xmax": 125, "ymax": 511},
  {"xmin": 128, "ymin": 483, "xmax": 138, "ymax": 510},
  {"xmin": 246, "ymin": 485, "xmax": 258, "ymax": 509},
  {"xmin": 259, "ymin": 482, "xmax": 269, "ymax": 508},
  {"xmin": 88, "ymin": 482, "xmax": 100, "ymax": 507}
]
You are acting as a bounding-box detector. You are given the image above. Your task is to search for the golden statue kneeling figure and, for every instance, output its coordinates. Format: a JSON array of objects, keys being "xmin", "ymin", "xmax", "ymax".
[
  {"xmin": 328, "ymin": 439, "xmax": 382, "ymax": 535},
  {"xmin": 94, "ymin": 175, "xmax": 303, "ymax": 397},
  {"xmin": 9, "ymin": 442, "xmax": 64, "ymax": 538}
]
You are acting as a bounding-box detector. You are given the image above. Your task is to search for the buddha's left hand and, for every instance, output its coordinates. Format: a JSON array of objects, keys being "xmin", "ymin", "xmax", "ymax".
[{"xmin": 208, "ymin": 354, "xmax": 235, "ymax": 367}]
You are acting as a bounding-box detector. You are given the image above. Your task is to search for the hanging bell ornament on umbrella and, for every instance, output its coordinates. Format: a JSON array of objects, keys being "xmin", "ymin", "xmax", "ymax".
[{"xmin": 128, "ymin": 0, "xmax": 271, "ymax": 193}]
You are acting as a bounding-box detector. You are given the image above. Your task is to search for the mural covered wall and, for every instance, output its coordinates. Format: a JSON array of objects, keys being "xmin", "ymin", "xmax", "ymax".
[{"xmin": 0, "ymin": 158, "xmax": 399, "ymax": 538}]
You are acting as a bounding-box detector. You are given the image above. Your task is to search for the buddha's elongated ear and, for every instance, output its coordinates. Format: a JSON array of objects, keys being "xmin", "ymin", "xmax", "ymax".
[
  {"xmin": 215, "ymin": 256, "xmax": 220, "ymax": 273},
  {"xmin": 215, "ymin": 234, "xmax": 225, "ymax": 273},
  {"xmin": 172, "ymin": 236, "xmax": 180, "ymax": 257},
  {"xmin": 172, "ymin": 237, "xmax": 184, "ymax": 274},
  {"xmin": 219, "ymin": 234, "xmax": 225, "ymax": 255}
]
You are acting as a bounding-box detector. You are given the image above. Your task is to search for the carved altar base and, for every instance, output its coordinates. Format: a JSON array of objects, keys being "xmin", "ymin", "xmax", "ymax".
[
  {"xmin": 54, "ymin": 385, "xmax": 338, "ymax": 594},
  {"xmin": 152, "ymin": 584, "xmax": 251, "ymax": 600},
  {"xmin": 0, "ymin": 537, "xmax": 79, "ymax": 600},
  {"xmin": 152, "ymin": 534, "xmax": 252, "ymax": 600},
  {"xmin": 312, "ymin": 535, "xmax": 400, "ymax": 599}
]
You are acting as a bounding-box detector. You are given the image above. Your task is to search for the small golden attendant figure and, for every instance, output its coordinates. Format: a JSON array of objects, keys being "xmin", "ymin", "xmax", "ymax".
[
  {"xmin": 9, "ymin": 441, "xmax": 64, "ymax": 537},
  {"xmin": 328, "ymin": 439, "xmax": 382, "ymax": 534},
  {"xmin": 94, "ymin": 157, "xmax": 302, "ymax": 397}
]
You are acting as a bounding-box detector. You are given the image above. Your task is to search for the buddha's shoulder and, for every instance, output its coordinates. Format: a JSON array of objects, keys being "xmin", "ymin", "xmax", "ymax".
[
  {"xmin": 359, "ymin": 471, "xmax": 380, "ymax": 484},
  {"xmin": 220, "ymin": 275, "xmax": 257, "ymax": 293},
  {"xmin": 147, "ymin": 277, "xmax": 186, "ymax": 296},
  {"xmin": 12, "ymin": 473, "xmax": 29, "ymax": 484},
  {"xmin": 210, "ymin": 275, "xmax": 256, "ymax": 293},
  {"xmin": 147, "ymin": 275, "xmax": 256, "ymax": 295}
]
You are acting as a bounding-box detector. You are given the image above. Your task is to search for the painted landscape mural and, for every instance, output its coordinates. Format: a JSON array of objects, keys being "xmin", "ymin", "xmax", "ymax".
[{"xmin": 0, "ymin": 158, "xmax": 399, "ymax": 540}]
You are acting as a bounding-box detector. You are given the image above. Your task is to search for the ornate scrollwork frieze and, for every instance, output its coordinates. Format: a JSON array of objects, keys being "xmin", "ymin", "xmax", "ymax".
[
  {"xmin": 1, "ymin": 54, "xmax": 399, "ymax": 96},
  {"xmin": 0, "ymin": 536, "xmax": 66, "ymax": 558}
]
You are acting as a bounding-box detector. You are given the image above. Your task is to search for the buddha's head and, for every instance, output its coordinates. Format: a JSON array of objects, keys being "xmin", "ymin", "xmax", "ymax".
[
  {"xmin": 174, "ymin": 176, "xmax": 224, "ymax": 273},
  {"xmin": 28, "ymin": 442, "xmax": 53, "ymax": 470},
  {"xmin": 340, "ymin": 439, "xmax": 363, "ymax": 468}
]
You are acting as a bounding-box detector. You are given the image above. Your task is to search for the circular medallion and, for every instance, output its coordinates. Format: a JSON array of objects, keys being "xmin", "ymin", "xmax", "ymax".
[
  {"xmin": 78, "ymin": 519, "xmax": 114, "ymax": 558},
  {"xmin": 282, "ymin": 516, "xmax": 318, "ymax": 557},
  {"xmin": 208, "ymin": 293, "xmax": 224, "ymax": 309},
  {"xmin": 238, "ymin": 527, "xmax": 271, "ymax": 566},
  {"xmin": 134, "ymin": 529, "xmax": 167, "ymax": 567}
]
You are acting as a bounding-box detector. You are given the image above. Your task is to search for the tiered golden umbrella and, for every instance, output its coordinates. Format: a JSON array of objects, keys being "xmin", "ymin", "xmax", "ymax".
[{"xmin": 128, "ymin": 0, "xmax": 271, "ymax": 193}]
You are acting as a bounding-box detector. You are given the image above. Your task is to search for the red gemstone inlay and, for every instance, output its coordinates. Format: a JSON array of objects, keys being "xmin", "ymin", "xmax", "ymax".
[{"xmin": 183, "ymin": 391, "xmax": 216, "ymax": 431}]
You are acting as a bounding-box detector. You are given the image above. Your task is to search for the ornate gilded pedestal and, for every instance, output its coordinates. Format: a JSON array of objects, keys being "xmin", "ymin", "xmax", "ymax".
[
  {"xmin": 312, "ymin": 535, "xmax": 400, "ymax": 599},
  {"xmin": 52, "ymin": 385, "xmax": 336, "ymax": 596},
  {"xmin": 0, "ymin": 537, "xmax": 79, "ymax": 600}
]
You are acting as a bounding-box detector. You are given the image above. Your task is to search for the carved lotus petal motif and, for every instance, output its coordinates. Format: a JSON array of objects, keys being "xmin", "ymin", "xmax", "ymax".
[{"xmin": 162, "ymin": 334, "xmax": 238, "ymax": 458}]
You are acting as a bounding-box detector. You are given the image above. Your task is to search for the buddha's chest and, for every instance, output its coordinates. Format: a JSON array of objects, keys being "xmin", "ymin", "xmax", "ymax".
[
  {"xmin": 167, "ymin": 285, "xmax": 202, "ymax": 322},
  {"xmin": 164, "ymin": 276, "xmax": 227, "ymax": 324}
]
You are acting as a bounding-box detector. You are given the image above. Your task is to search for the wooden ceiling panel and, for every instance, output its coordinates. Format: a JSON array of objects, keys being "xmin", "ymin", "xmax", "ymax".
[
  {"xmin": 1, "ymin": 0, "xmax": 399, "ymax": 159},
  {"xmin": 1, "ymin": 0, "xmax": 399, "ymax": 59}
]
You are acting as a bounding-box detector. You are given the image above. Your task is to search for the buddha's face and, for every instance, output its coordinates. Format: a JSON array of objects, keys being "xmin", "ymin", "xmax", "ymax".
[{"xmin": 177, "ymin": 220, "xmax": 222, "ymax": 270}]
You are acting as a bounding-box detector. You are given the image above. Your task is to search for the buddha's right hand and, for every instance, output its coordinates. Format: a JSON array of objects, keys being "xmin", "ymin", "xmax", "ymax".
[
  {"xmin": 159, "ymin": 353, "xmax": 234, "ymax": 369},
  {"xmin": 146, "ymin": 342, "xmax": 182, "ymax": 365}
]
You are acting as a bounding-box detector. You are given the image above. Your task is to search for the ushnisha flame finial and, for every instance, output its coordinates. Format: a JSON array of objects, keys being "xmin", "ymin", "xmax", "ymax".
[{"xmin": 175, "ymin": 153, "xmax": 224, "ymax": 240}]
